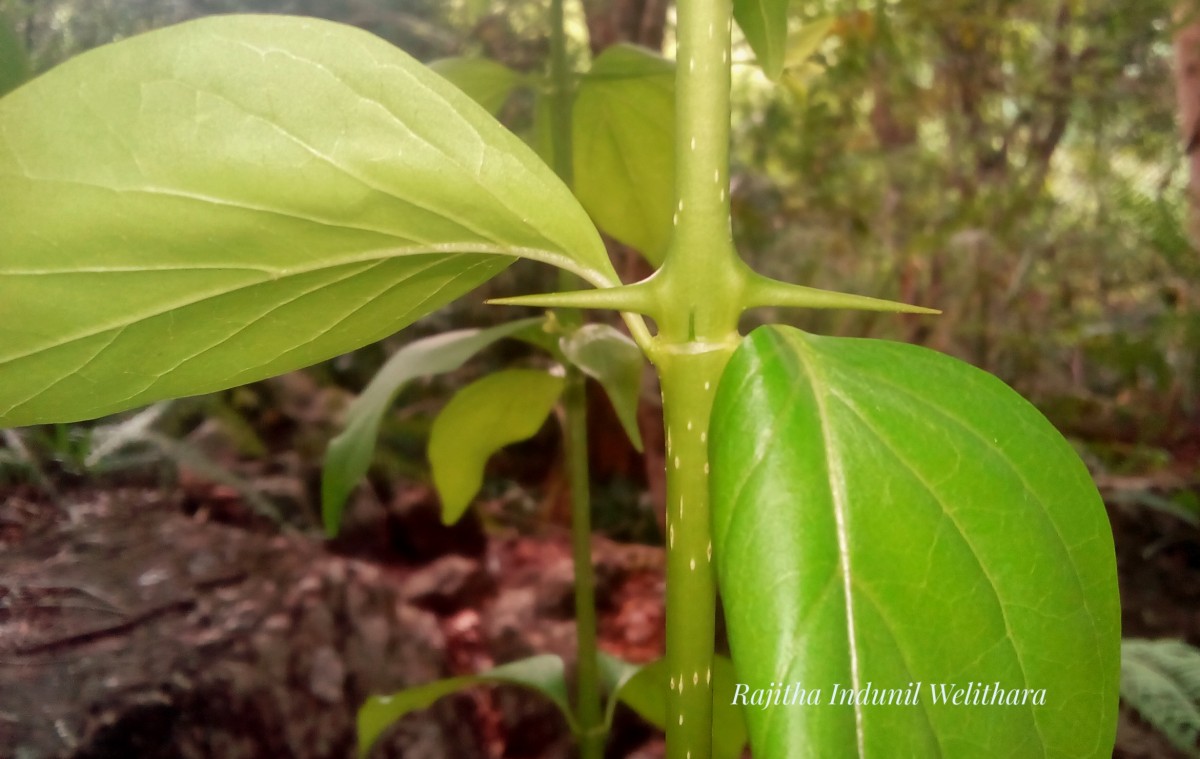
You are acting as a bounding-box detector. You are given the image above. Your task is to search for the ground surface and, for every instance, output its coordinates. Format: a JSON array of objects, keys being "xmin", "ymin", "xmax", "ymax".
[
  {"xmin": 2, "ymin": 479, "xmax": 1197, "ymax": 758},
  {"xmin": 0, "ymin": 373, "xmax": 1196, "ymax": 757}
]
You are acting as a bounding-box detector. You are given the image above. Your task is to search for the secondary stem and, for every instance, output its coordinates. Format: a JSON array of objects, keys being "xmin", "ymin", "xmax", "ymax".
[
  {"xmin": 564, "ymin": 373, "xmax": 604, "ymax": 759},
  {"xmin": 549, "ymin": 0, "xmax": 574, "ymax": 190},
  {"xmin": 548, "ymin": 3, "xmax": 604, "ymax": 758}
]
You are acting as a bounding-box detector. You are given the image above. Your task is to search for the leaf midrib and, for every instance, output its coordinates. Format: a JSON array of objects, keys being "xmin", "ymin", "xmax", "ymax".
[
  {"xmin": 0, "ymin": 241, "xmax": 598, "ymax": 367},
  {"xmin": 788, "ymin": 331, "xmax": 867, "ymax": 759}
]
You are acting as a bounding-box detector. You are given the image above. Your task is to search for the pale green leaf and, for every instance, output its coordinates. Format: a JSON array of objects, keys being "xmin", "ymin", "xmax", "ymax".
[
  {"xmin": 429, "ymin": 368, "xmax": 564, "ymax": 523},
  {"xmin": 600, "ymin": 653, "xmax": 747, "ymax": 759},
  {"xmin": 428, "ymin": 56, "xmax": 522, "ymax": 116},
  {"xmin": 573, "ymin": 44, "xmax": 674, "ymax": 264},
  {"xmin": 0, "ymin": 15, "xmax": 614, "ymax": 427},
  {"xmin": 357, "ymin": 655, "xmax": 576, "ymax": 757},
  {"xmin": 782, "ymin": 16, "xmax": 835, "ymax": 70},
  {"xmin": 734, "ymin": 0, "xmax": 789, "ymax": 80},
  {"xmin": 711, "ymin": 325, "xmax": 1120, "ymax": 758},
  {"xmin": 1121, "ymin": 639, "xmax": 1200, "ymax": 758},
  {"xmin": 781, "ymin": 61, "xmax": 826, "ymax": 102},
  {"xmin": 560, "ymin": 323, "xmax": 644, "ymax": 451},
  {"xmin": 321, "ymin": 317, "xmax": 545, "ymax": 536}
]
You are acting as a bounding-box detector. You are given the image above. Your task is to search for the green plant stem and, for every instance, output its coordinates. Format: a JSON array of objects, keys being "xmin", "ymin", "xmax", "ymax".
[
  {"xmin": 655, "ymin": 348, "xmax": 731, "ymax": 759},
  {"xmin": 649, "ymin": 0, "xmax": 741, "ymax": 756},
  {"xmin": 548, "ymin": 3, "xmax": 604, "ymax": 758},
  {"xmin": 563, "ymin": 371, "xmax": 604, "ymax": 759},
  {"xmin": 548, "ymin": 0, "xmax": 574, "ymax": 190},
  {"xmin": 654, "ymin": 0, "xmax": 743, "ymax": 344}
]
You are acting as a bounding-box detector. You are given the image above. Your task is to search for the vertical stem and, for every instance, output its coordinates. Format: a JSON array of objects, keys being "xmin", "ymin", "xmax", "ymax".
[
  {"xmin": 657, "ymin": 348, "xmax": 731, "ymax": 759},
  {"xmin": 564, "ymin": 372, "xmax": 604, "ymax": 759},
  {"xmin": 655, "ymin": 0, "xmax": 742, "ymax": 345},
  {"xmin": 548, "ymin": 2, "xmax": 603, "ymax": 758},
  {"xmin": 549, "ymin": 0, "xmax": 575, "ymax": 190},
  {"xmin": 671, "ymin": 0, "xmax": 733, "ymax": 247},
  {"xmin": 652, "ymin": 0, "xmax": 742, "ymax": 757}
]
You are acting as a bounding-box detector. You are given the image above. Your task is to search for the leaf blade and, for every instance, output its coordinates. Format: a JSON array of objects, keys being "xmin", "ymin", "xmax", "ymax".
[
  {"xmin": 560, "ymin": 323, "xmax": 645, "ymax": 451},
  {"xmin": 357, "ymin": 655, "xmax": 576, "ymax": 757},
  {"xmin": 0, "ymin": 15, "xmax": 613, "ymax": 427},
  {"xmin": 429, "ymin": 368, "xmax": 564, "ymax": 523},
  {"xmin": 733, "ymin": 0, "xmax": 789, "ymax": 80},
  {"xmin": 710, "ymin": 325, "xmax": 1120, "ymax": 758},
  {"xmin": 572, "ymin": 44, "xmax": 675, "ymax": 264},
  {"xmin": 428, "ymin": 56, "xmax": 522, "ymax": 116},
  {"xmin": 601, "ymin": 653, "xmax": 748, "ymax": 759},
  {"xmin": 782, "ymin": 16, "xmax": 836, "ymax": 71},
  {"xmin": 321, "ymin": 317, "xmax": 545, "ymax": 536}
]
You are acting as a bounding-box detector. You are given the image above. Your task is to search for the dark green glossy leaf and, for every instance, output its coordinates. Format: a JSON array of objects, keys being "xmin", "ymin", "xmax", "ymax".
[
  {"xmin": 0, "ymin": 12, "xmax": 29, "ymax": 96},
  {"xmin": 560, "ymin": 324, "xmax": 645, "ymax": 451},
  {"xmin": 600, "ymin": 653, "xmax": 747, "ymax": 759},
  {"xmin": 573, "ymin": 44, "xmax": 674, "ymax": 264},
  {"xmin": 321, "ymin": 317, "xmax": 544, "ymax": 536},
  {"xmin": 358, "ymin": 655, "xmax": 576, "ymax": 757},
  {"xmin": 428, "ymin": 56, "xmax": 522, "ymax": 116},
  {"xmin": 0, "ymin": 15, "xmax": 614, "ymax": 427},
  {"xmin": 711, "ymin": 325, "xmax": 1120, "ymax": 758},
  {"xmin": 429, "ymin": 368, "xmax": 564, "ymax": 523},
  {"xmin": 734, "ymin": 0, "xmax": 789, "ymax": 80}
]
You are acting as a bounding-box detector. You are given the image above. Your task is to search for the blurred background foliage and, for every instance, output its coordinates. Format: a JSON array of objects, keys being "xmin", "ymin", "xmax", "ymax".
[
  {"xmin": 730, "ymin": 0, "xmax": 1197, "ymax": 455},
  {"xmin": 0, "ymin": 0, "xmax": 1196, "ymax": 486}
]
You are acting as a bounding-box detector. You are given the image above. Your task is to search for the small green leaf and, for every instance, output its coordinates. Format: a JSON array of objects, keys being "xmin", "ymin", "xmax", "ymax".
[
  {"xmin": 560, "ymin": 324, "xmax": 645, "ymax": 451},
  {"xmin": 0, "ymin": 12, "xmax": 29, "ymax": 96},
  {"xmin": 781, "ymin": 61, "xmax": 826, "ymax": 102},
  {"xmin": 782, "ymin": 16, "xmax": 835, "ymax": 71},
  {"xmin": 711, "ymin": 325, "xmax": 1119, "ymax": 758},
  {"xmin": 358, "ymin": 655, "xmax": 577, "ymax": 757},
  {"xmin": 776, "ymin": 17, "xmax": 835, "ymax": 101},
  {"xmin": 428, "ymin": 56, "xmax": 523, "ymax": 116},
  {"xmin": 321, "ymin": 318, "xmax": 544, "ymax": 536},
  {"xmin": 429, "ymin": 368, "xmax": 564, "ymax": 523},
  {"xmin": 1121, "ymin": 639, "xmax": 1200, "ymax": 758},
  {"xmin": 734, "ymin": 0, "xmax": 789, "ymax": 80},
  {"xmin": 573, "ymin": 45, "xmax": 675, "ymax": 264},
  {"xmin": 0, "ymin": 15, "xmax": 615, "ymax": 427},
  {"xmin": 596, "ymin": 652, "xmax": 642, "ymax": 731},
  {"xmin": 600, "ymin": 653, "xmax": 747, "ymax": 759}
]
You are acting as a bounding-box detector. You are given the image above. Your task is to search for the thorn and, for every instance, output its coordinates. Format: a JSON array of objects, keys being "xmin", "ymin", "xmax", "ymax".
[
  {"xmin": 487, "ymin": 282, "xmax": 657, "ymax": 314},
  {"xmin": 743, "ymin": 272, "xmax": 940, "ymax": 315},
  {"xmin": 488, "ymin": 282, "xmax": 656, "ymax": 315}
]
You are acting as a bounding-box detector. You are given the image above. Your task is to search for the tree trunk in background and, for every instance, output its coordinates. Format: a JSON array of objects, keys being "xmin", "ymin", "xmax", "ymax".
[
  {"xmin": 581, "ymin": 0, "xmax": 668, "ymax": 56},
  {"xmin": 1174, "ymin": 2, "xmax": 1200, "ymax": 243}
]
